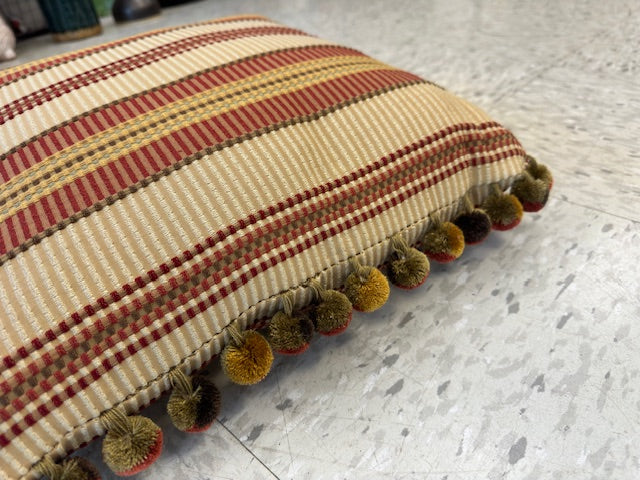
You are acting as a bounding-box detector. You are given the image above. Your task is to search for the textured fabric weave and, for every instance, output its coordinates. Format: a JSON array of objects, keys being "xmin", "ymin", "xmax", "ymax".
[{"xmin": 0, "ymin": 15, "xmax": 526, "ymax": 479}]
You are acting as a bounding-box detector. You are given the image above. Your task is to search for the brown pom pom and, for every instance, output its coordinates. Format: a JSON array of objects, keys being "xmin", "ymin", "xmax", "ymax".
[
  {"xmin": 101, "ymin": 409, "xmax": 163, "ymax": 476},
  {"xmin": 35, "ymin": 456, "xmax": 100, "ymax": 480},
  {"xmin": 420, "ymin": 217, "xmax": 465, "ymax": 262},
  {"xmin": 268, "ymin": 311, "xmax": 314, "ymax": 355},
  {"xmin": 220, "ymin": 327, "xmax": 273, "ymax": 385},
  {"xmin": 310, "ymin": 283, "xmax": 353, "ymax": 336},
  {"xmin": 453, "ymin": 196, "xmax": 491, "ymax": 245},
  {"xmin": 168, "ymin": 371, "xmax": 221, "ymax": 432},
  {"xmin": 454, "ymin": 210, "xmax": 492, "ymax": 244},
  {"xmin": 388, "ymin": 235, "xmax": 430, "ymax": 289},
  {"xmin": 482, "ymin": 183, "xmax": 524, "ymax": 230},
  {"xmin": 344, "ymin": 259, "xmax": 390, "ymax": 312}
]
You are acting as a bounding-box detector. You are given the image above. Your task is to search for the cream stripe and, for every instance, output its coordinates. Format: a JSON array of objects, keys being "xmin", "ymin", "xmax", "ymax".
[
  {"xmin": 0, "ymin": 19, "xmax": 279, "ymax": 101},
  {"xmin": 1, "ymin": 33, "xmax": 337, "ymax": 152}
]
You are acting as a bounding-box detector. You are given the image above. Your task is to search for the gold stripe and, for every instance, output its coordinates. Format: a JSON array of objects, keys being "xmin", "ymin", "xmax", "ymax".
[{"xmin": 1, "ymin": 56, "xmax": 390, "ymax": 222}]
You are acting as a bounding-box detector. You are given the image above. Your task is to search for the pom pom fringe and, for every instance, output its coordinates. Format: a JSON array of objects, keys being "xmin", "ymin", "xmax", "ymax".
[
  {"xmin": 511, "ymin": 156, "xmax": 553, "ymax": 212},
  {"xmin": 38, "ymin": 157, "xmax": 551, "ymax": 479},
  {"xmin": 221, "ymin": 325, "xmax": 273, "ymax": 385},
  {"xmin": 268, "ymin": 292, "xmax": 314, "ymax": 355},
  {"xmin": 35, "ymin": 456, "xmax": 100, "ymax": 480},
  {"xmin": 100, "ymin": 408, "xmax": 162, "ymax": 476},
  {"xmin": 388, "ymin": 235, "xmax": 430, "ymax": 289},
  {"xmin": 453, "ymin": 195, "xmax": 491, "ymax": 245},
  {"xmin": 482, "ymin": 183, "xmax": 524, "ymax": 231},
  {"xmin": 167, "ymin": 369, "xmax": 221, "ymax": 432},
  {"xmin": 420, "ymin": 214, "xmax": 465, "ymax": 262},
  {"xmin": 344, "ymin": 258, "xmax": 390, "ymax": 312},
  {"xmin": 309, "ymin": 279, "xmax": 353, "ymax": 335}
]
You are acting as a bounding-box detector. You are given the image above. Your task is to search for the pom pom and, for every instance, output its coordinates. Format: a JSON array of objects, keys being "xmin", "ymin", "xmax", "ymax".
[
  {"xmin": 388, "ymin": 235, "xmax": 430, "ymax": 289},
  {"xmin": 268, "ymin": 311, "xmax": 314, "ymax": 355},
  {"xmin": 35, "ymin": 456, "xmax": 100, "ymax": 480},
  {"xmin": 344, "ymin": 259, "xmax": 390, "ymax": 312},
  {"xmin": 221, "ymin": 327, "xmax": 273, "ymax": 385},
  {"xmin": 167, "ymin": 371, "xmax": 221, "ymax": 432},
  {"xmin": 482, "ymin": 184, "xmax": 524, "ymax": 231},
  {"xmin": 310, "ymin": 286, "xmax": 353, "ymax": 336},
  {"xmin": 101, "ymin": 410, "xmax": 163, "ymax": 476},
  {"xmin": 511, "ymin": 157, "xmax": 553, "ymax": 212},
  {"xmin": 453, "ymin": 195, "xmax": 491, "ymax": 245},
  {"xmin": 420, "ymin": 217, "xmax": 465, "ymax": 263},
  {"xmin": 454, "ymin": 210, "xmax": 492, "ymax": 244}
]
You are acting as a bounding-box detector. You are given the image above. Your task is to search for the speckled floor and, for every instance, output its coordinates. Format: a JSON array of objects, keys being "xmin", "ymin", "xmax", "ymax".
[{"xmin": 4, "ymin": 0, "xmax": 639, "ymax": 479}]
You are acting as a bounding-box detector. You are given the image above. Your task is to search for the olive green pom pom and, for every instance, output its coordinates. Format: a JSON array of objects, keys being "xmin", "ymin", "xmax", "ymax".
[
  {"xmin": 101, "ymin": 410, "xmax": 163, "ymax": 476},
  {"xmin": 510, "ymin": 157, "xmax": 552, "ymax": 212},
  {"xmin": 482, "ymin": 184, "xmax": 524, "ymax": 231},
  {"xmin": 345, "ymin": 261, "xmax": 390, "ymax": 312},
  {"xmin": 167, "ymin": 372, "xmax": 221, "ymax": 432},
  {"xmin": 312, "ymin": 289, "xmax": 353, "ymax": 335},
  {"xmin": 268, "ymin": 311, "xmax": 314, "ymax": 355},
  {"xmin": 525, "ymin": 155, "xmax": 553, "ymax": 188},
  {"xmin": 388, "ymin": 236, "xmax": 430, "ymax": 289},
  {"xmin": 36, "ymin": 457, "xmax": 100, "ymax": 480},
  {"xmin": 420, "ymin": 220, "xmax": 465, "ymax": 263},
  {"xmin": 511, "ymin": 171, "xmax": 550, "ymax": 212},
  {"xmin": 221, "ymin": 328, "xmax": 273, "ymax": 385}
]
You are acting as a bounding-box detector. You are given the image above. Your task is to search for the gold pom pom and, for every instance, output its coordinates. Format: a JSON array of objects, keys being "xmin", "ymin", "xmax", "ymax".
[
  {"xmin": 388, "ymin": 235, "xmax": 430, "ymax": 289},
  {"xmin": 221, "ymin": 327, "xmax": 273, "ymax": 385},
  {"xmin": 101, "ymin": 409, "xmax": 163, "ymax": 476},
  {"xmin": 167, "ymin": 370, "xmax": 221, "ymax": 432},
  {"xmin": 344, "ymin": 259, "xmax": 390, "ymax": 312},
  {"xmin": 482, "ymin": 183, "xmax": 524, "ymax": 231},
  {"xmin": 420, "ymin": 216, "xmax": 465, "ymax": 263},
  {"xmin": 309, "ymin": 281, "xmax": 352, "ymax": 335}
]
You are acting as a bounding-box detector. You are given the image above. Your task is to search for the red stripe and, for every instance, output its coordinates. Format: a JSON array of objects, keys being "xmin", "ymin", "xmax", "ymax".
[
  {"xmin": 0, "ymin": 68, "xmax": 419, "ymax": 255},
  {"xmin": 0, "ymin": 146, "xmax": 523, "ymax": 443},
  {"xmin": 0, "ymin": 26, "xmax": 308, "ymax": 126},
  {"xmin": 1, "ymin": 46, "xmax": 363, "ymax": 179}
]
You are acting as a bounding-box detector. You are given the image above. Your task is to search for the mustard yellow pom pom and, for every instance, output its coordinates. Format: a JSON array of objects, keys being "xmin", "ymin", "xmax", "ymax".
[
  {"xmin": 221, "ymin": 330, "xmax": 273, "ymax": 385},
  {"xmin": 345, "ymin": 266, "xmax": 390, "ymax": 312},
  {"xmin": 268, "ymin": 312, "xmax": 314, "ymax": 355},
  {"xmin": 421, "ymin": 221, "xmax": 465, "ymax": 263}
]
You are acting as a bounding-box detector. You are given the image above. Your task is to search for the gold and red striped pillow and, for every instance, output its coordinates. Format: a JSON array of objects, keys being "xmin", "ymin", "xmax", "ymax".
[{"xmin": 0, "ymin": 15, "xmax": 551, "ymax": 480}]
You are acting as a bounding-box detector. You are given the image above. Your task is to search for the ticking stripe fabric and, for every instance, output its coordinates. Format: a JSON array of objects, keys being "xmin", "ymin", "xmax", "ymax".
[{"xmin": 0, "ymin": 15, "xmax": 527, "ymax": 479}]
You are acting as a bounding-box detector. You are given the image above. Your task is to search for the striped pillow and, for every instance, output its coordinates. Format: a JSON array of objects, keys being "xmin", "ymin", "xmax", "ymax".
[{"xmin": 0, "ymin": 15, "xmax": 551, "ymax": 480}]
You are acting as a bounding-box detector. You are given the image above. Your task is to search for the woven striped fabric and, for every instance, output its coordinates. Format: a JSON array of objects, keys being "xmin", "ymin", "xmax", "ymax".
[{"xmin": 0, "ymin": 15, "xmax": 530, "ymax": 479}]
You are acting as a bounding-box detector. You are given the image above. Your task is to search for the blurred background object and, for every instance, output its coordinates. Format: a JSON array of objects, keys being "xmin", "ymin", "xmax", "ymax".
[
  {"xmin": 37, "ymin": 0, "xmax": 102, "ymax": 41},
  {"xmin": 112, "ymin": 0, "xmax": 161, "ymax": 22},
  {"xmin": 0, "ymin": 13, "xmax": 16, "ymax": 60},
  {"xmin": 0, "ymin": 0, "xmax": 48, "ymax": 38}
]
